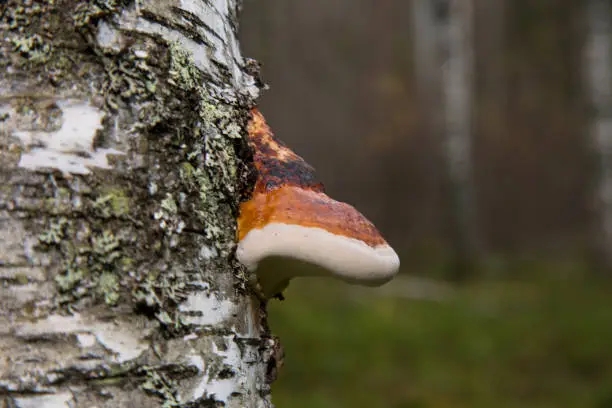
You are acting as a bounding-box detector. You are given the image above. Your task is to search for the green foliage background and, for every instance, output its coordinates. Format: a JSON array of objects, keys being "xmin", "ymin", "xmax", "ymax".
[{"xmin": 269, "ymin": 269, "xmax": 612, "ymax": 408}]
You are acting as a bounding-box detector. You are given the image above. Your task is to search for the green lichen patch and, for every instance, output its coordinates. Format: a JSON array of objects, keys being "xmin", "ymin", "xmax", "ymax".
[
  {"xmin": 140, "ymin": 367, "xmax": 181, "ymax": 408},
  {"xmin": 54, "ymin": 263, "xmax": 85, "ymax": 293},
  {"xmin": 10, "ymin": 33, "xmax": 53, "ymax": 64},
  {"xmin": 97, "ymin": 271, "xmax": 120, "ymax": 305},
  {"xmin": 93, "ymin": 188, "xmax": 131, "ymax": 218},
  {"xmin": 160, "ymin": 193, "xmax": 178, "ymax": 215},
  {"xmin": 37, "ymin": 216, "xmax": 133, "ymax": 309},
  {"xmin": 72, "ymin": 0, "xmax": 119, "ymax": 28},
  {"xmin": 92, "ymin": 230, "xmax": 121, "ymax": 263},
  {"xmin": 132, "ymin": 266, "xmax": 191, "ymax": 334},
  {"xmin": 168, "ymin": 43, "xmax": 201, "ymax": 91},
  {"xmin": 1, "ymin": 1, "xmax": 60, "ymax": 72},
  {"xmin": 102, "ymin": 49, "xmax": 162, "ymax": 119},
  {"xmin": 137, "ymin": 363, "xmax": 201, "ymax": 406},
  {"xmin": 2, "ymin": 0, "xmax": 52, "ymax": 31},
  {"xmin": 38, "ymin": 217, "xmax": 68, "ymax": 245}
]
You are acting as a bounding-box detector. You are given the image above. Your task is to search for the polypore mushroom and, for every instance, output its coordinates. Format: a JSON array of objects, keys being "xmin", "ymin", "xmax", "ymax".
[{"xmin": 236, "ymin": 109, "xmax": 400, "ymax": 298}]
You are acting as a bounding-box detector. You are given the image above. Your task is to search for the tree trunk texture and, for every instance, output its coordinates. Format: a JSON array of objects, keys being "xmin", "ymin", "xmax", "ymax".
[
  {"xmin": 585, "ymin": 0, "xmax": 612, "ymax": 273},
  {"xmin": 411, "ymin": 0, "xmax": 444, "ymax": 137},
  {"xmin": 0, "ymin": 1, "xmax": 275, "ymax": 407},
  {"xmin": 439, "ymin": 0, "xmax": 481, "ymax": 279},
  {"xmin": 414, "ymin": 0, "xmax": 481, "ymax": 278}
]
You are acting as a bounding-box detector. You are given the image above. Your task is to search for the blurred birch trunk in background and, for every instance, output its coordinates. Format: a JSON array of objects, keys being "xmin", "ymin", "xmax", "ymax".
[
  {"xmin": 442, "ymin": 0, "xmax": 482, "ymax": 280},
  {"xmin": 0, "ymin": 1, "xmax": 275, "ymax": 407},
  {"xmin": 411, "ymin": 0, "xmax": 444, "ymax": 146},
  {"xmin": 585, "ymin": 0, "xmax": 612, "ymax": 273},
  {"xmin": 414, "ymin": 0, "xmax": 481, "ymax": 279}
]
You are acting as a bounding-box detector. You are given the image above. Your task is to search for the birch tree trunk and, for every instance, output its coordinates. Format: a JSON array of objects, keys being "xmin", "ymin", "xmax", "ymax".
[
  {"xmin": 585, "ymin": 0, "xmax": 612, "ymax": 273},
  {"xmin": 412, "ymin": 0, "xmax": 442, "ymax": 111},
  {"xmin": 0, "ymin": 1, "xmax": 275, "ymax": 407},
  {"xmin": 439, "ymin": 0, "xmax": 481, "ymax": 279},
  {"xmin": 411, "ymin": 0, "xmax": 444, "ymax": 142},
  {"xmin": 412, "ymin": 0, "xmax": 481, "ymax": 278}
]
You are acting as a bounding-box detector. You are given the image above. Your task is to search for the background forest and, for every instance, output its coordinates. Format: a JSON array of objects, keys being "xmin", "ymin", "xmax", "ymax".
[{"xmin": 240, "ymin": 1, "xmax": 612, "ymax": 407}]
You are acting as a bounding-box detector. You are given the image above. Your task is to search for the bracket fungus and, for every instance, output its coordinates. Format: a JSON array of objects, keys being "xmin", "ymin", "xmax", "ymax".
[{"xmin": 236, "ymin": 109, "xmax": 400, "ymax": 298}]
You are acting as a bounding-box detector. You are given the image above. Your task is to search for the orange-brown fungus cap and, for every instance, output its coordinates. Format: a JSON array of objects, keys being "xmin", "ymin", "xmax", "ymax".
[
  {"xmin": 236, "ymin": 108, "xmax": 400, "ymax": 297},
  {"xmin": 240, "ymin": 109, "xmax": 385, "ymax": 246}
]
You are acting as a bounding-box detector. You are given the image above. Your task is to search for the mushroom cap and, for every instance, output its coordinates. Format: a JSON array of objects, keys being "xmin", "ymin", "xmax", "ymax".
[{"xmin": 237, "ymin": 109, "xmax": 400, "ymax": 297}]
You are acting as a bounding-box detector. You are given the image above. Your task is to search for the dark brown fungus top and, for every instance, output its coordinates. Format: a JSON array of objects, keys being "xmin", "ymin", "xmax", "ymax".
[{"xmin": 238, "ymin": 109, "xmax": 387, "ymax": 247}]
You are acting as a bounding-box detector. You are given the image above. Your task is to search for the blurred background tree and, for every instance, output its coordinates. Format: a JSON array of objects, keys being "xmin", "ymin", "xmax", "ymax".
[
  {"xmin": 585, "ymin": 0, "xmax": 612, "ymax": 273},
  {"xmin": 240, "ymin": 1, "xmax": 612, "ymax": 407}
]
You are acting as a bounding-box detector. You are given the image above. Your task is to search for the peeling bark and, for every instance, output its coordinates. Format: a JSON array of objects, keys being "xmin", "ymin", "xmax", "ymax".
[{"xmin": 0, "ymin": 1, "xmax": 274, "ymax": 407}]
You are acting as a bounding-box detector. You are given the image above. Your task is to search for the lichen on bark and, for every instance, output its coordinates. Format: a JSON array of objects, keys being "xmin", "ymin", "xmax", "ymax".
[{"xmin": 0, "ymin": 1, "xmax": 273, "ymax": 407}]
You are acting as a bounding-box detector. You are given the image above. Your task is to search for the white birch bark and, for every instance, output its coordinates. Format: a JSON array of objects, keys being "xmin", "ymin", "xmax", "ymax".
[
  {"xmin": 412, "ymin": 0, "xmax": 481, "ymax": 274},
  {"xmin": 411, "ymin": 0, "xmax": 442, "ymax": 110},
  {"xmin": 440, "ymin": 0, "xmax": 481, "ymax": 275},
  {"xmin": 411, "ymin": 0, "xmax": 447, "ymax": 152},
  {"xmin": 585, "ymin": 0, "xmax": 612, "ymax": 271},
  {"xmin": 0, "ymin": 1, "xmax": 275, "ymax": 407}
]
